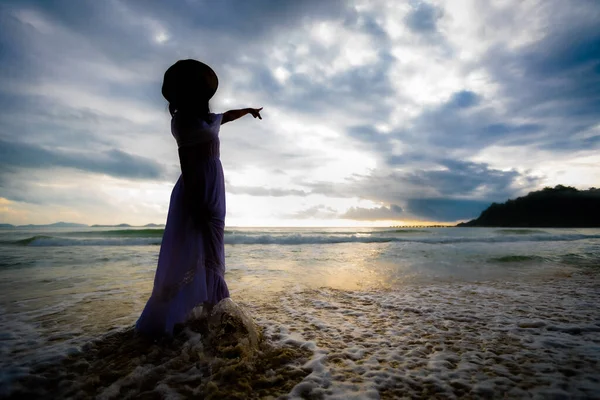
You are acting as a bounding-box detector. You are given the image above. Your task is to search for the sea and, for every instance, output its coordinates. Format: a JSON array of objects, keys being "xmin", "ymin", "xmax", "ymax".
[{"xmin": 1, "ymin": 226, "xmax": 599, "ymax": 399}]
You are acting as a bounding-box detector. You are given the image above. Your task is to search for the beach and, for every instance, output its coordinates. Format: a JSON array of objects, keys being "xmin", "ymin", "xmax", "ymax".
[{"xmin": 1, "ymin": 227, "xmax": 599, "ymax": 398}]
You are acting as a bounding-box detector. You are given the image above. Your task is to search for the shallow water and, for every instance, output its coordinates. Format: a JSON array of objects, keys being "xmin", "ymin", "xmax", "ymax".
[{"xmin": 1, "ymin": 227, "xmax": 599, "ymax": 398}]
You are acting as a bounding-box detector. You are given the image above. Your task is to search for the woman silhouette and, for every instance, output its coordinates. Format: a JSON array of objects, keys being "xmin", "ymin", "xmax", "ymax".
[{"xmin": 136, "ymin": 59, "xmax": 262, "ymax": 336}]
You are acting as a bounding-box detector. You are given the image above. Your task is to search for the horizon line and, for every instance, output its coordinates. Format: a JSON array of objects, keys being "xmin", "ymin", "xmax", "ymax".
[{"xmin": 0, "ymin": 221, "xmax": 458, "ymax": 228}]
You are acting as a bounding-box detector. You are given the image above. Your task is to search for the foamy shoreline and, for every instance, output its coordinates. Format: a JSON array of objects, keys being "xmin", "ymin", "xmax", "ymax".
[
  {"xmin": 3, "ymin": 270, "xmax": 600, "ymax": 399},
  {"xmin": 248, "ymin": 271, "xmax": 600, "ymax": 399}
]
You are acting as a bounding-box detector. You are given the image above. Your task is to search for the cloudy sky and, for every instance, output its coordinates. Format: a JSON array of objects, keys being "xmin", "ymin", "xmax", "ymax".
[{"xmin": 0, "ymin": 0, "xmax": 599, "ymax": 226}]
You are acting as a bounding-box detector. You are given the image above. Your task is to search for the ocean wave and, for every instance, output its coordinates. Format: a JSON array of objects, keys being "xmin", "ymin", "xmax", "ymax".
[
  {"xmin": 9, "ymin": 232, "xmax": 600, "ymax": 247},
  {"xmin": 78, "ymin": 229, "xmax": 165, "ymax": 237},
  {"xmin": 226, "ymin": 234, "xmax": 395, "ymax": 245},
  {"xmin": 376, "ymin": 229, "xmax": 430, "ymax": 234},
  {"xmin": 489, "ymin": 255, "xmax": 546, "ymax": 263},
  {"xmin": 15, "ymin": 236, "xmax": 162, "ymax": 246},
  {"xmin": 496, "ymin": 229, "xmax": 548, "ymax": 235},
  {"xmin": 14, "ymin": 235, "xmax": 55, "ymax": 245}
]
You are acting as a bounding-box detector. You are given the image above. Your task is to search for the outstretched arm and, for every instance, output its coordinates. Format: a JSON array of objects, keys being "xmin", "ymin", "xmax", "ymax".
[{"xmin": 222, "ymin": 107, "xmax": 263, "ymax": 124}]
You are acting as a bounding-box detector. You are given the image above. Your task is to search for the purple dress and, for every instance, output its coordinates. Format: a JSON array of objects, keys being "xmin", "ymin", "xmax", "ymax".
[{"xmin": 136, "ymin": 113, "xmax": 230, "ymax": 337}]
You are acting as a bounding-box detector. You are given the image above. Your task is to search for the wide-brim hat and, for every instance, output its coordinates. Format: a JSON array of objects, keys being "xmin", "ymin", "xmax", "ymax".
[{"xmin": 162, "ymin": 59, "xmax": 219, "ymax": 104}]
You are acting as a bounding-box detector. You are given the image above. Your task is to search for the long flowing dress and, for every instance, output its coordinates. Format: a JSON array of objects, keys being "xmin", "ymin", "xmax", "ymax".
[{"xmin": 136, "ymin": 112, "xmax": 230, "ymax": 337}]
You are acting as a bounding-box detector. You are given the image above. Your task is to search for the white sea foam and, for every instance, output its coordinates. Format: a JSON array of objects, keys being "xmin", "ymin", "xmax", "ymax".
[
  {"xmin": 3, "ymin": 272, "xmax": 600, "ymax": 398},
  {"xmin": 246, "ymin": 272, "xmax": 600, "ymax": 399}
]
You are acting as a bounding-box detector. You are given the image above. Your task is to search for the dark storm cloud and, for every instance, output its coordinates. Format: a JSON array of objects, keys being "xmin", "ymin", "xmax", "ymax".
[
  {"xmin": 394, "ymin": 91, "xmax": 546, "ymax": 154},
  {"xmin": 303, "ymin": 159, "xmax": 539, "ymax": 221},
  {"xmin": 0, "ymin": 95, "xmax": 155, "ymax": 149},
  {"xmin": 404, "ymin": 2, "xmax": 442, "ymax": 34},
  {"xmin": 446, "ymin": 91, "xmax": 480, "ymax": 109},
  {"xmin": 0, "ymin": 139, "xmax": 164, "ymax": 179},
  {"xmin": 0, "ymin": 173, "xmax": 111, "ymax": 207},
  {"xmin": 341, "ymin": 95, "xmax": 542, "ymax": 215},
  {"xmin": 278, "ymin": 56, "xmax": 395, "ymax": 116},
  {"xmin": 345, "ymin": 86, "xmax": 545, "ymax": 166},
  {"xmin": 340, "ymin": 204, "xmax": 403, "ymax": 220},
  {"xmin": 2, "ymin": 0, "xmax": 346, "ymax": 64},
  {"xmin": 0, "ymin": 0, "xmax": 350, "ymax": 89},
  {"xmin": 125, "ymin": 0, "xmax": 349, "ymax": 38},
  {"xmin": 484, "ymin": 21, "xmax": 600, "ymax": 151},
  {"xmin": 347, "ymin": 125, "xmax": 391, "ymax": 154},
  {"xmin": 0, "ymin": 0, "xmax": 348, "ymax": 85},
  {"xmin": 0, "ymin": 1, "xmax": 161, "ymax": 90},
  {"xmin": 404, "ymin": 159, "xmax": 524, "ymax": 198},
  {"xmin": 404, "ymin": 198, "xmax": 490, "ymax": 222}
]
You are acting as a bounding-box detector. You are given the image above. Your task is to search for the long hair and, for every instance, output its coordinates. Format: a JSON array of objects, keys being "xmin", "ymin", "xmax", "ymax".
[
  {"xmin": 162, "ymin": 59, "xmax": 218, "ymax": 123},
  {"xmin": 167, "ymin": 100, "xmax": 210, "ymax": 121}
]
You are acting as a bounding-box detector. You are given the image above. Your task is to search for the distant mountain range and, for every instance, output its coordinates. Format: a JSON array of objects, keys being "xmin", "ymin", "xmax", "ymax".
[
  {"xmin": 91, "ymin": 223, "xmax": 134, "ymax": 228},
  {"xmin": 91, "ymin": 223, "xmax": 164, "ymax": 228},
  {"xmin": 458, "ymin": 185, "xmax": 600, "ymax": 227},
  {"xmin": 0, "ymin": 222, "xmax": 164, "ymax": 228},
  {"xmin": 0, "ymin": 222, "xmax": 88, "ymax": 228}
]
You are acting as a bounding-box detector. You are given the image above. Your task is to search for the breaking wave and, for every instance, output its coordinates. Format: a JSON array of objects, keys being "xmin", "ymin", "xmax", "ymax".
[{"xmin": 9, "ymin": 232, "xmax": 600, "ymax": 247}]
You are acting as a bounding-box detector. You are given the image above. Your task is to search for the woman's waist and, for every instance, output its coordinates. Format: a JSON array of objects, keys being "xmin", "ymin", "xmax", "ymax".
[{"xmin": 178, "ymin": 142, "xmax": 221, "ymax": 160}]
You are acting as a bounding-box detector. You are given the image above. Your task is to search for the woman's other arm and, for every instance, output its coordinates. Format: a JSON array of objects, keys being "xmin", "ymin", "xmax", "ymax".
[{"xmin": 221, "ymin": 107, "xmax": 263, "ymax": 124}]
